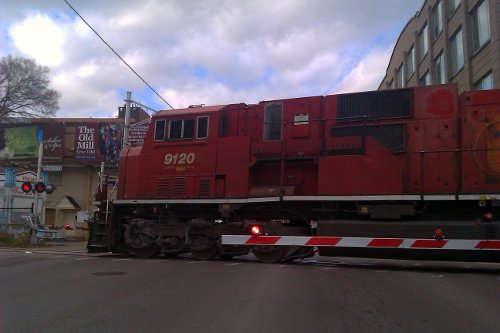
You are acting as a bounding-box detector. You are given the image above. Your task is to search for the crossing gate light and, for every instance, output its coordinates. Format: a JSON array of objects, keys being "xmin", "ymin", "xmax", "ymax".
[
  {"xmin": 20, "ymin": 182, "xmax": 55, "ymax": 194},
  {"xmin": 21, "ymin": 182, "xmax": 33, "ymax": 193},
  {"xmin": 34, "ymin": 182, "xmax": 46, "ymax": 193}
]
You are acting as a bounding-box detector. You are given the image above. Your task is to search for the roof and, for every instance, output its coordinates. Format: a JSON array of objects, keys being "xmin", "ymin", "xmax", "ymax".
[
  {"xmin": 154, "ymin": 104, "xmax": 246, "ymax": 118},
  {"xmin": 54, "ymin": 196, "xmax": 81, "ymax": 210}
]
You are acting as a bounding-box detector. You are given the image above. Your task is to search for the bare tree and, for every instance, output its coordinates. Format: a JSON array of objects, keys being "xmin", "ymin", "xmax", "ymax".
[{"xmin": 0, "ymin": 55, "xmax": 60, "ymax": 119}]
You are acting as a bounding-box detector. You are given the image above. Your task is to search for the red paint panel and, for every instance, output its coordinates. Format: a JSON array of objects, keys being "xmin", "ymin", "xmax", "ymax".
[
  {"xmin": 368, "ymin": 238, "xmax": 404, "ymax": 248},
  {"xmin": 305, "ymin": 237, "xmax": 342, "ymax": 246},
  {"xmin": 411, "ymin": 239, "xmax": 448, "ymax": 248},
  {"xmin": 245, "ymin": 236, "xmax": 280, "ymax": 245},
  {"xmin": 475, "ymin": 240, "xmax": 500, "ymax": 249}
]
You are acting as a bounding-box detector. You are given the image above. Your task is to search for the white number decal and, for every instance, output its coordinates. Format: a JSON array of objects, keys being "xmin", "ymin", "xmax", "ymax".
[{"xmin": 164, "ymin": 153, "xmax": 195, "ymax": 165}]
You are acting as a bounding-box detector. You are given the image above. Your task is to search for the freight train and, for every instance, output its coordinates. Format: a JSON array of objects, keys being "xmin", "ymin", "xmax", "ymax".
[{"xmin": 88, "ymin": 84, "xmax": 500, "ymax": 262}]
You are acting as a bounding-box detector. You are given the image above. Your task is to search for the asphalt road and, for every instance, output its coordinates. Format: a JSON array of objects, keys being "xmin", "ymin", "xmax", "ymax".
[{"xmin": 1, "ymin": 247, "xmax": 499, "ymax": 333}]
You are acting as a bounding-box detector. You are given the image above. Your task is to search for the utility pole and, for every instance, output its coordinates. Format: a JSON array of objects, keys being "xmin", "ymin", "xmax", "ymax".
[
  {"xmin": 123, "ymin": 91, "xmax": 131, "ymax": 147},
  {"xmin": 33, "ymin": 139, "xmax": 43, "ymax": 224}
]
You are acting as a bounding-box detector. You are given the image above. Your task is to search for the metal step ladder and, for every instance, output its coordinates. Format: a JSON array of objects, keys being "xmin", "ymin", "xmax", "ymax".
[{"xmin": 87, "ymin": 172, "xmax": 116, "ymax": 253}]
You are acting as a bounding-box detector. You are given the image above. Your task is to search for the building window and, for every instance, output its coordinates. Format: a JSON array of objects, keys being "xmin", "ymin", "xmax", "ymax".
[
  {"xmin": 420, "ymin": 70, "xmax": 431, "ymax": 86},
  {"xmin": 406, "ymin": 46, "xmax": 415, "ymax": 77},
  {"xmin": 396, "ymin": 63, "xmax": 404, "ymax": 88},
  {"xmin": 263, "ymin": 103, "xmax": 283, "ymax": 141},
  {"xmin": 431, "ymin": 1, "xmax": 443, "ymax": 40},
  {"xmin": 471, "ymin": 0, "xmax": 490, "ymax": 52},
  {"xmin": 435, "ymin": 51, "xmax": 446, "ymax": 84},
  {"xmin": 418, "ymin": 24, "xmax": 429, "ymax": 62},
  {"xmin": 450, "ymin": 28, "xmax": 464, "ymax": 75},
  {"xmin": 168, "ymin": 119, "xmax": 194, "ymax": 140},
  {"xmin": 447, "ymin": 0, "xmax": 460, "ymax": 18},
  {"xmin": 154, "ymin": 120, "xmax": 165, "ymax": 141},
  {"xmin": 474, "ymin": 72, "xmax": 493, "ymax": 90},
  {"xmin": 196, "ymin": 116, "xmax": 209, "ymax": 139}
]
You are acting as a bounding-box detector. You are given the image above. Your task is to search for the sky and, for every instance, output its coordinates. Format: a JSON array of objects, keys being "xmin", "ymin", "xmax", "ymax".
[{"xmin": 1, "ymin": 0, "xmax": 424, "ymax": 118}]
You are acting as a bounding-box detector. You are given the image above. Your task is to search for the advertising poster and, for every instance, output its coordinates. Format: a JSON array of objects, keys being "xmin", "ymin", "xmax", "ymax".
[
  {"xmin": 42, "ymin": 124, "xmax": 64, "ymax": 159},
  {"xmin": 98, "ymin": 123, "xmax": 123, "ymax": 163},
  {"xmin": 75, "ymin": 123, "xmax": 99, "ymax": 161},
  {"xmin": 75, "ymin": 123, "xmax": 123, "ymax": 163},
  {"xmin": 0, "ymin": 126, "xmax": 42, "ymax": 160}
]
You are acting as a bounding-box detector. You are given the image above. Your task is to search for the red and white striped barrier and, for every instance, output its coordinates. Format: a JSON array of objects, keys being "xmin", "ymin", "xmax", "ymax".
[{"xmin": 221, "ymin": 235, "xmax": 500, "ymax": 250}]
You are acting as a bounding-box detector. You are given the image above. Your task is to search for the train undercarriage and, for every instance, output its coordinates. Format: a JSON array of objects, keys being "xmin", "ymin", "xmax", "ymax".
[{"xmin": 87, "ymin": 199, "xmax": 500, "ymax": 263}]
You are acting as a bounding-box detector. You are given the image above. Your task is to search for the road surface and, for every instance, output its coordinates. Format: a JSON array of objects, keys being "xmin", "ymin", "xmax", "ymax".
[{"xmin": 1, "ymin": 247, "xmax": 499, "ymax": 333}]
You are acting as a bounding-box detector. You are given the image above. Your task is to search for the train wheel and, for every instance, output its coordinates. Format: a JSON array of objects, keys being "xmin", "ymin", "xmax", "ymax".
[
  {"xmin": 134, "ymin": 244, "xmax": 159, "ymax": 258},
  {"xmin": 190, "ymin": 235, "xmax": 220, "ymax": 260},
  {"xmin": 253, "ymin": 245, "xmax": 288, "ymax": 263}
]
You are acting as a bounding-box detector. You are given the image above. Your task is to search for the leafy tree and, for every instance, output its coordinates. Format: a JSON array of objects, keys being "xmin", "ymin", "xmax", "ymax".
[{"xmin": 0, "ymin": 55, "xmax": 60, "ymax": 119}]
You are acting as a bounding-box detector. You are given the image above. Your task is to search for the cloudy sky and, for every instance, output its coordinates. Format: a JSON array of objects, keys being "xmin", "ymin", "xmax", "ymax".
[{"xmin": 1, "ymin": 0, "xmax": 423, "ymax": 118}]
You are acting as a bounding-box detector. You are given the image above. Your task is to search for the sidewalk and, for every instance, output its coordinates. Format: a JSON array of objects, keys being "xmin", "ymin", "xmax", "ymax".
[{"xmin": 1, "ymin": 240, "xmax": 90, "ymax": 254}]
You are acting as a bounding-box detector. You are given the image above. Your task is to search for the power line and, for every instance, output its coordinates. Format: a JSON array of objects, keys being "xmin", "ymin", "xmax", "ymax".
[{"xmin": 63, "ymin": 0, "xmax": 175, "ymax": 110}]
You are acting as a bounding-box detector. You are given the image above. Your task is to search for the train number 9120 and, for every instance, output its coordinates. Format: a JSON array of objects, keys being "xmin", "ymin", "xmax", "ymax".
[{"xmin": 164, "ymin": 153, "xmax": 195, "ymax": 165}]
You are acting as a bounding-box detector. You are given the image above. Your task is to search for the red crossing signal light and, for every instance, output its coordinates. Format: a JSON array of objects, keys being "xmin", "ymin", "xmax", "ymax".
[
  {"xmin": 34, "ymin": 182, "xmax": 46, "ymax": 193},
  {"xmin": 21, "ymin": 182, "xmax": 33, "ymax": 193}
]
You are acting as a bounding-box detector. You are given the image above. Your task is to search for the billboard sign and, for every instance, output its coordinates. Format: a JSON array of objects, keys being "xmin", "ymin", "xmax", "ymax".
[
  {"xmin": 75, "ymin": 123, "xmax": 123, "ymax": 163},
  {"xmin": 42, "ymin": 124, "xmax": 64, "ymax": 159},
  {"xmin": 75, "ymin": 123, "xmax": 99, "ymax": 161},
  {"xmin": 0, "ymin": 126, "xmax": 42, "ymax": 160},
  {"xmin": 129, "ymin": 125, "xmax": 148, "ymax": 143}
]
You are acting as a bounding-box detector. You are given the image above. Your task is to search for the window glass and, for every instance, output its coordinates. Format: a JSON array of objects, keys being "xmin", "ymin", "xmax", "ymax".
[
  {"xmin": 420, "ymin": 70, "xmax": 431, "ymax": 86},
  {"xmin": 169, "ymin": 120, "xmax": 182, "ymax": 139},
  {"xmin": 418, "ymin": 24, "xmax": 429, "ymax": 62},
  {"xmin": 450, "ymin": 28, "xmax": 464, "ymax": 75},
  {"xmin": 472, "ymin": 0, "xmax": 490, "ymax": 52},
  {"xmin": 406, "ymin": 47, "xmax": 415, "ymax": 77},
  {"xmin": 197, "ymin": 116, "xmax": 209, "ymax": 139},
  {"xmin": 475, "ymin": 72, "xmax": 493, "ymax": 90},
  {"xmin": 435, "ymin": 52, "xmax": 446, "ymax": 84},
  {"xmin": 154, "ymin": 120, "xmax": 165, "ymax": 141},
  {"xmin": 264, "ymin": 104, "xmax": 282, "ymax": 141},
  {"xmin": 447, "ymin": 0, "xmax": 460, "ymax": 18},
  {"xmin": 183, "ymin": 119, "xmax": 194, "ymax": 139},
  {"xmin": 432, "ymin": 1, "xmax": 442, "ymax": 39},
  {"xmin": 396, "ymin": 63, "xmax": 404, "ymax": 88}
]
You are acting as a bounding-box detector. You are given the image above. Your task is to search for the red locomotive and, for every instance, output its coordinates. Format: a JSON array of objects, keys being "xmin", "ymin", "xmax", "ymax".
[{"xmin": 88, "ymin": 84, "xmax": 500, "ymax": 262}]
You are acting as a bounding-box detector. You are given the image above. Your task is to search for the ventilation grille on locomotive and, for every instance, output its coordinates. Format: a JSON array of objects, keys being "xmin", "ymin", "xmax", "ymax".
[
  {"xmin": 337, "ymin": 89, "xmax": 413, "ymax": 121},
  {"xmin": 156, "ymin": 178, "xmax": 171, "ymax": 197},
  {"xmin": 199, "ymin": 179, "xmax": 211, "ymax": 198},
  {"xmin": 330, "ymin": 124, "xmax": 406, "ymax": 154}
]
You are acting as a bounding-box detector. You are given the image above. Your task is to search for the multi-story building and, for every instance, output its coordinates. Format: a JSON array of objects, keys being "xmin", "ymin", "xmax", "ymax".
[{"xmin": 379, "ymin": 0, "xmax": 499, "ymax": 92}]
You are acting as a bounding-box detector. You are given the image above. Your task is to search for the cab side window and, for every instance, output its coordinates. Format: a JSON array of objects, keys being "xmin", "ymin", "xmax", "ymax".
[
  {"xmin": 154, "ymin": 120, "xmax": 166, "ymax": 141},
  {"xmin": 168, "ymin": 119, "xmax": 194, "ymax": 140},
  {"xmin": 264, "ymin": 103, "xmax": 283, "ymax": 141}
]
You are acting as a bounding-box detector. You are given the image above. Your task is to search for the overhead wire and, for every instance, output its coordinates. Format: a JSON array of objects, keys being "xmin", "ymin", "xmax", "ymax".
[{"xmin": 63, "ymin": 0, "xmax": 175, "ymax": 110}]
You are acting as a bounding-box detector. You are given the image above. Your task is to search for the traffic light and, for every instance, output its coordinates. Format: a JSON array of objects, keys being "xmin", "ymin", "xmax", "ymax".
[{"xmin": 20, "ymin": 182, "xmax": 55, "ymax": 194}]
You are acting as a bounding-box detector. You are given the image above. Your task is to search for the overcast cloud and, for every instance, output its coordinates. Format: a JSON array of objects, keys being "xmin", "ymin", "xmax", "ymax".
[{"xmin": 1, "ymin": 0, "xmax": 423, "ymax": 118}]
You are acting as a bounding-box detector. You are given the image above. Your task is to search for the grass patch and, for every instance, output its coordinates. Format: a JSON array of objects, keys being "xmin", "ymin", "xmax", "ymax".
[{"xmin": 0, "ymin": 232, "xmax": 34, "ymax": 247}]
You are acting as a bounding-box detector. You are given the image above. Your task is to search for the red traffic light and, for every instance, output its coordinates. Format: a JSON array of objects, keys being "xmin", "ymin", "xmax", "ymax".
[
  {"xmin": 21, "ymin": 182, "xmax": 33, "ymax": 193},
  {"xmin": 34, "ymin": 182, "xmax": 46, "ymax": 193}
]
